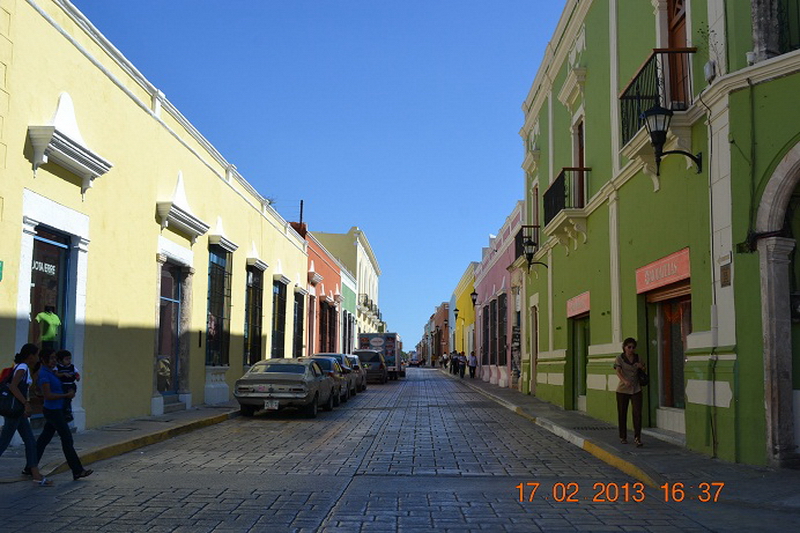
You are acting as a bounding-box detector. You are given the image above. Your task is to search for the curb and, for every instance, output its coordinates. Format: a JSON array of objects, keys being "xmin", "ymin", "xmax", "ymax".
[
  {"xmin": 39, "ymin": 409, "xmax": 240, "ymax": 478},
  {"xmin": 449, "ymin": 370, "xmax": 663, "ymax": 488}
]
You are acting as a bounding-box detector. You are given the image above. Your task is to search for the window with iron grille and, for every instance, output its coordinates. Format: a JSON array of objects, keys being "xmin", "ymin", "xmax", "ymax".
[
  {"xmin": 292, "ymin": 292, "xmax": 305, "ymax": 358},
  {"xmin": 490, "ymin": 299, "xmax": 498, "ymax": 365},
  {"xmin": 498, "ymin": 294, "xmax": 508, "ymax": 366},
  {"xmin": 271, "ymin": 280, "xmax": 287, "ymax": 358},
  {"xmin": 206, "ymin": 245, "xmax": 232, "ymax": 366},
  {"xmin": 243, "ymin": 266, "xmax": 263, "ymax": 366},
  {"xmin": 482, "ymin": 305, "xmax": 490, "ymax": 365}
]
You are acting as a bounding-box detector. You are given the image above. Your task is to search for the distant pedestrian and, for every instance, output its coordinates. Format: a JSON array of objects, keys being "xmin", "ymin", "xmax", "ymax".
[
  {"xmin": 458, "ymin": 352, "xmax": 466, "ymax": 378},
  {"xmin": 0, "ymin": 343, "xmax": 52, "ymax": 486},
  {"xmin": 468, "ymin": 352, "xmax": 477, "ymax": 379},
  {"xmin": 35, "ymin": 349, "xmax": 93, "ymax": 480},
  {"xmin": 614, "ymin": 338, "xmax": 645, "ymax": 447},
  {"xmin": 450, "ymin": 352, "xmax": 458, "ymax": 375},
  {"xmin": 55, "ymin": 350, "xmax": 80, "ymax": 422}
]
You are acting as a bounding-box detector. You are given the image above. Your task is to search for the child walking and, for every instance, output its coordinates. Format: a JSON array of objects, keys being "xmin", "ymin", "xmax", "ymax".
[{"xmin": 55, "ymin": 350, "xmax": 80, "ymax": 422}]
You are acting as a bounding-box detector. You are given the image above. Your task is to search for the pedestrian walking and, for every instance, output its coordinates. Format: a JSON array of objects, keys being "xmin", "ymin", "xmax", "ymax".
[
  {"xmin": 614, "ymin": 337, "xmax": 645, "ymax": 447},
  {"xmin": 35, "ymin": 348, "xmax": 93, "ymax": 480},
  {"xmin": 468, "ymin": 351, "xmax": 477, "ymax": 378},
  {"xmin": 55, "ymin": 350, "xmax": 80, "ymax": 422},
  {"xmin": 0, "ymin": 343, "xmax": 52, "ymax": 486},
  {"xmin": 458, "ymin": 352, "xmax": 466, "ymax": 378}
]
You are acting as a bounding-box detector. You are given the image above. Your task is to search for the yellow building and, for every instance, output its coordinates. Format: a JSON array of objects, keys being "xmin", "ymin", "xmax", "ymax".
[
  {"xmin": 450, "ymin": 263, "xmax": 478, "ymax": 356},
  {"xmin": 0, "ymin": 0, "xmax": 309, "ymax": 429}
]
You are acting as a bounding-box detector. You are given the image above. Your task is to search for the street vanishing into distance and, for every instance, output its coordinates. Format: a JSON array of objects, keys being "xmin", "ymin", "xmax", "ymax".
[{"xmin": 0, "ymin": 368, "xmax": 795, "ymax": 532}]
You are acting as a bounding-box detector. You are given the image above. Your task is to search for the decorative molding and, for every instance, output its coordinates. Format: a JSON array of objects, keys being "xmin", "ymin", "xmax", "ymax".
[
  {"xmin": 28, "ymin": 93, "xmax": 113, "ymax": 196},
  {"xmin": 522, "ymin": 148, "xmax": 541, "ymax": 173},
  {"xmin": 208, "ymin": 216, "xmax": 238, "ymax": 253},
  {"xmin": 543, "ymin": 208, "xmax": 587, "ymax": 254},
  {"xmin": 246, "ymin": 241, "xmax": 268, "ymax": 271},
  {"xmin": 557, "ymin": 67, "xmax": 587, "ymax": 109},
  {"xmin": 308, "ymin": 260, "xmax": 324, "ymax": 285},
  {"xmin": 156, "ymin": 171, "xmax": 210, "ymax": 244}
]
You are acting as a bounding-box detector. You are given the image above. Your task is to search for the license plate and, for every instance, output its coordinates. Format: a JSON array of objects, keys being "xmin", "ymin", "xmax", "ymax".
[{"xmin": 264, "ymin": 400, "xmax": 279, "ymax": 410}]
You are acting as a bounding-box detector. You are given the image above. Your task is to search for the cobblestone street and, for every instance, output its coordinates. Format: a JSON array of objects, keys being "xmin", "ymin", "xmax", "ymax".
[{"xmin": 1, "ymin": 368, "xmax": 797, "ymax": 532}]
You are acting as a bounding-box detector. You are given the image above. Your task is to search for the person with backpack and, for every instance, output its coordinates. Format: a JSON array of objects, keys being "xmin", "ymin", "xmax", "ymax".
[{"xmin": 0, "ymin": 343, "xmax": 52, "ymax": 486}]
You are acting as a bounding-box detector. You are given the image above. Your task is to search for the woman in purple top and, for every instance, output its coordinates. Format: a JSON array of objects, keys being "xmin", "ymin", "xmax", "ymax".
[{"xmin": 36, "ymin": 349, "xmax": 93, "ymax": 480}]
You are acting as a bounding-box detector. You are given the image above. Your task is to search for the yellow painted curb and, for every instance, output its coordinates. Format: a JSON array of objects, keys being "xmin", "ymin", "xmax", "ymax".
[
  {"xmin": 43, "ymin": 410, "xmax": 237, "ymax": 477},
  {"xmin": 583, "ymin": 440, "xmax": 660, "ymax": 488}
]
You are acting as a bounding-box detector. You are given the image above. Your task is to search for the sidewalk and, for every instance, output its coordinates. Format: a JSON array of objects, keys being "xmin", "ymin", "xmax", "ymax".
[
  {"xmin": 0, "ymin": 401, "xmax": 240, "ymax": 483},
  {"xmin": 443, "ymin": 368, "xmax": 800, "ymax": 512}
]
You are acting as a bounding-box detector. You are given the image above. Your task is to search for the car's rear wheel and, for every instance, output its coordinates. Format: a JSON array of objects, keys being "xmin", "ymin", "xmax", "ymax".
[
  {"xmin": 305, "ymin": 394, "xmax": 318, "ymax": 418},
  {"xmin": 333, "ymin": 387, "xmax": 341, "ymax": 407},
  {"xmin": 240, "ymin": 404, "xmax": 256, "ymax": 417},
  {"xmin": 323, "ymin": 389, "xmax": 334, "ymax": 411}
]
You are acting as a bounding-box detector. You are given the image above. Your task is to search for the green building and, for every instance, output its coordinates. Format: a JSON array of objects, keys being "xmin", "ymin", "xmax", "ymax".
[{"xmin": 516, "ymin": 0, "xmax": 800, "ymax": 467}]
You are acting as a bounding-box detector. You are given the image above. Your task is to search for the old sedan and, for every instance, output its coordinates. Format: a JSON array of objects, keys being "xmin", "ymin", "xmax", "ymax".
[
  {"xmin": 315, "ymin": 353, "xmax": 360, "ymax": 397},
  {"xmin": 345, "ymin": 354, "xmax": 367, "ymax": 392},
  {"xmin": 234, "ymin": 358, "xmax": 335, "ymax": 418}
]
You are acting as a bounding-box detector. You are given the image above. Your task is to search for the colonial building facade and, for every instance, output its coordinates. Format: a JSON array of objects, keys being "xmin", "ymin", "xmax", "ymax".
[
  {"xmin": 0, "ymin": 0, "xmax": 384, "ymax": 432},
  {"xmin": 515, "ymin": 0, "xmax": 800, "ymax": 467}
]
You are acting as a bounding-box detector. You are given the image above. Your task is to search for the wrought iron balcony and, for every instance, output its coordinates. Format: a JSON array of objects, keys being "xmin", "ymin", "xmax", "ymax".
[
  {"xmin": 514, "ymin": 225, "xmax": 540, "ymax": 260},
  {"xmin": 543, "ymin": 167, "xmax": 590, "ymax": 227},
  {"xmin": 619, "ymin": 48, "xmax": 696, "ymax": 146}
]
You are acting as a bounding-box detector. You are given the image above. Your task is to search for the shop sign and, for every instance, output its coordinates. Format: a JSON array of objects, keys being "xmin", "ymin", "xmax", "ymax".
[
  {"xmin": 32, "ymin": 259, "xmax": 57, "ymax": 276},
  {"xmin": 0, "ymin": 260, "xmax": 3, "ymax": 281},
  {"xmin": 636, "ymin": 248, "xmax": 690, "ymax": 293},
  {"xmin": 566, "ymin": 291, "xmax": 590, "ymax": 317}
]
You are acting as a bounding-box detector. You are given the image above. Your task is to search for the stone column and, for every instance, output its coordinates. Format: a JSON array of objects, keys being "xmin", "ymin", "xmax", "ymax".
[
  {"xmin": 751, "ymin": 0, "xmax": 780, "ymax": 62},
  {"xmin": 758, "ymin": 236, "xmax": 797, "ymax": 467},
  {"xmin": 178, "ymin": 266, "xmax": 194, "ymax": 409}
]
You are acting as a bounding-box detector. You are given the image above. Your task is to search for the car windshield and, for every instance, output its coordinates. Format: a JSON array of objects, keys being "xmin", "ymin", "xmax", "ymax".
[
  {"xmin": 250, "ymin": 363, "xmax": 305, "ymax": 374},
  {"xmin": 313, "ymin": 358, "xmax": 333, "ymax": 370},
  {"xmin": 356, "ymin": 351, "xmax": 381, "ymax": 363}
]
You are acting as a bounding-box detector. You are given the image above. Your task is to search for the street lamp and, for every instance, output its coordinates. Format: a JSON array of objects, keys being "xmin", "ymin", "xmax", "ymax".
[
  {"xmin": 470, "ymin": 290, "xmax": 478, "ymax": 306},
  {"xmin": 454, "ymin": 308, "xmax": 460, "ymax": 320},
  {"xmin": 642, "ymin": 104, "xmax": 702, "ymax": 177}
]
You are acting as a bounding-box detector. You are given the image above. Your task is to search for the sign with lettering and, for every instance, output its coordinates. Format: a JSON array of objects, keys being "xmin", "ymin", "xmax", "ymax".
[
  {"xmin": 32, "ymin": 259, "xmax": 57, "ymax": 276},
  {"xmin": 566, "ymin": 291, "xmax": 590, "ymax": 317},
  {"xmin": 636, "ymin": 248, "xmax": 691, "ymax": 293}
]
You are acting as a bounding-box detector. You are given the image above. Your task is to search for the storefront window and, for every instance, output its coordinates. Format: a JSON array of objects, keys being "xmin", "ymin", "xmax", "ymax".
[
  {"xmin": 293, "ymin": 292, "xmax": 305, "ymax": 357},
  {"xmin": 30, "ymin": 227, "xmax": 70, "ymax": 350}
]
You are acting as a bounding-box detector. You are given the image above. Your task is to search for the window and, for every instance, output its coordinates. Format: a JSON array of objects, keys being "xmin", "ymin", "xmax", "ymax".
[
  {"xmin": 482, "ymin": 305, "xmax": 490, "ymax": 365},
  {"xmin": 319, "ymin": 302, "xmax": 337, "ymax": 353},
  {"xmin": 30, "ymin": 227, "xmax": 70, "ymax": 350},
  {"xmin": 271, "ymin": 280, "xmax": 287, "ymax": 358},
  {"xmin": 158, "ymin": 263, "xmax": 182, "ymax": 393},
  {"xmin": 498, "ymin": 294, "xmax": 508, "ymax": 366},
  {"xmin": 206, "ymin": 245, "xmax": 232, "ymax": 366},
  {"xmin": 489, "ymin": 301, "xmax": 498, "ymax": 365},
  {"xmin": 244, "ymin": 266, "xmax": 264, "ymax": 366},
  {"xmin": 293, "ymin": 292, "xmax": 305, "ymax": 358}
]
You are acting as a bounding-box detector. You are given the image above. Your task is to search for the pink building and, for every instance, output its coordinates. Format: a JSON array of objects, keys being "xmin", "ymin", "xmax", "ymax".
[{"xmin": 473, "ymin": 201, "xmax": 523, "ymax": 387}]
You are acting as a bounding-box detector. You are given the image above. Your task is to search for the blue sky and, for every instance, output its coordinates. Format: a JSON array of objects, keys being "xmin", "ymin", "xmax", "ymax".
[{"xmin": 71, "ymin": 0, "xmax": 564, "ymax": 347}]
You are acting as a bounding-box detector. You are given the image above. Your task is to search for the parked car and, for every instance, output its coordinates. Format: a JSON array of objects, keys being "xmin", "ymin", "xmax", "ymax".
[
  {"xmin": 354, "ymin": 349, "xmax": 388, "ymax": 384},
  {"xmin": 345, "ymin": 354, "xmax": 367, "ymax": 392},
  {"xmin": 234, "ymin": 358, "xmax": 335, "ymax": 418},
  {"xmin": 303, "ymin": 356, "xmax": 350, "ymax": 405},
  {"xmin": 315, "ymin": 353, "xmax": 359, "ymax": 397}
]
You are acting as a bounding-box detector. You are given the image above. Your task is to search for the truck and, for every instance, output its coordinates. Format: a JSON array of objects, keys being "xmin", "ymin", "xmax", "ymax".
[{"xmin": 357, "ymin": 332, "xmax": 403, "ymax": 380}]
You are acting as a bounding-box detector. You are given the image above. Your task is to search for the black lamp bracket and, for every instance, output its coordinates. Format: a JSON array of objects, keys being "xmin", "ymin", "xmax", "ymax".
[{"xmin": 656, "ymin": 149, "xmax": 702, "ymax": 176}]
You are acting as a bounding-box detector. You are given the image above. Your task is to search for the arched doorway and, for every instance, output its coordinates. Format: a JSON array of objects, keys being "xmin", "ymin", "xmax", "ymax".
[{"xmin": 756, "ymin": 141, "xmax": 800, "ymax": 467}]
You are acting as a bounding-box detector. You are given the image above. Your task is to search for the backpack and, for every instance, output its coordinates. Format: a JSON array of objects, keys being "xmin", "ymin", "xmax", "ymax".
[{"xmin": 0, "ymin": 365, "xmax": 15, "ymax": 384}]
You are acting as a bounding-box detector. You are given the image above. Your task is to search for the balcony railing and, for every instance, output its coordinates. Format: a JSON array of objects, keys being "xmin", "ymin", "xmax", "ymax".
[
  {"xmin": 514, "ymin": 225, "xmax": 540, "ymax": 261},
  {"xmin": 619, "ymin": 48, "xmax": 696, "ymax": 146},
  {"xmin": 543, "ymin": 167, "xmax": 590, "ymax": 227}
]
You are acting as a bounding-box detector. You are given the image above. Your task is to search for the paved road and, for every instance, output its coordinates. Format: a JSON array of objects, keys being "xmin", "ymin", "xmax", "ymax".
[{"xmin": 0, "ymin": 368, "xmax": 795, "ymax": 532}]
